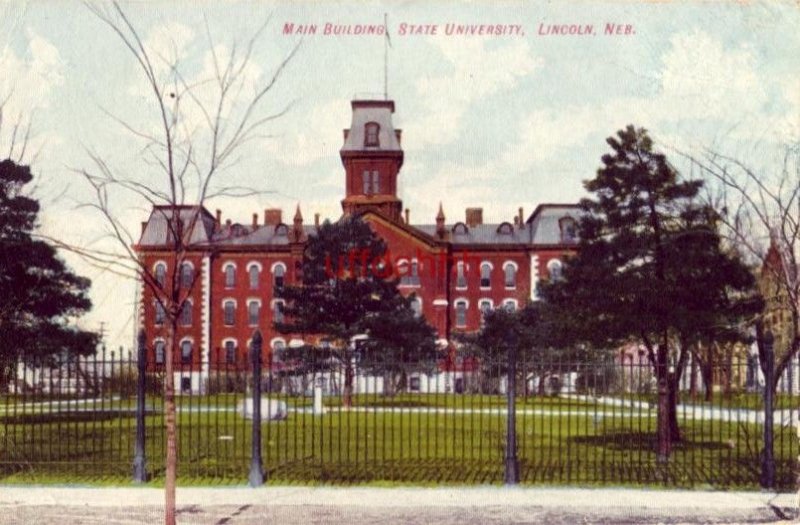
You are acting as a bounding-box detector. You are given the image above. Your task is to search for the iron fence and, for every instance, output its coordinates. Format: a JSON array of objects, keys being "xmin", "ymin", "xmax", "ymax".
[{"xmin": 1, "ymin": 337, "xmax": 798, "ymax": 488}]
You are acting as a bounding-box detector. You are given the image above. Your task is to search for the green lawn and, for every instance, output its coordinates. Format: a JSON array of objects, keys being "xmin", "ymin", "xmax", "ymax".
[{"xmin": 1, "ymin": 400, "xmax": 797, "ymax": 489}]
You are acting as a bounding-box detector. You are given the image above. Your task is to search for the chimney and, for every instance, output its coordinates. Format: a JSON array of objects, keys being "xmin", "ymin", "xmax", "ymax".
[
  {"xmin": 264, "ymin": 208, "xmax": 282, "ymax": 226},
  {"xmin": 465, "ymin": 207, "xmax": 483, "ymax": 227},
  {"xmin": 252, "ymin": 213, "xmax": 258, "ymax": 228},
  {"xmin": 225, "ymin": 219, "xmax": 232, "ymax": 228},
  {"xmin": 514, "ymin": 216, "xmax": 520, "ymax": 226},
  {"xmin": 215, "ymin": 209, "xmax": 222, "ymax": 225},
  {"xmin": 314, "ymin": 213, "xmax": 320, "ymax": 228},
  {"xmin": 518, "ymin": 207, "xmax": 524, "ymax": 229},
  {"xmin": 404, "ymin": 208, "xmax": 410, "ymax": 224}
]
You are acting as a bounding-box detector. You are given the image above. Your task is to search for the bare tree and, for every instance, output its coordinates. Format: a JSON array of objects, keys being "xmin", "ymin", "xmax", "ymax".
[
  {"xmin": 76, "ymin": 3, "xmax": 298, "ymax": 523},
  {"xmin": 682, "ymin": 139, "xmax": 800, "ymax": 488}
]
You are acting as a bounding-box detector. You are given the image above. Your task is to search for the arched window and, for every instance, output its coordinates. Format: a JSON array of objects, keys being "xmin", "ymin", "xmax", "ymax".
[
  {"xmin": 273, "ymin": 263, "xmax": 286, "ymax": 289},
  {"xmin": 364, "ymin": 122, "xmax": 380, "ymax": 147},
  {"xmin": 154, "ymin": 262, "xmax": 167, "ymax": 288},
  {"xmin": 224, "ymin": 340, "xmax": 236, "ymax": 364},
  {"xmin": 274, "ymin": 224, "xmax": 289, "ymax": 236},
  {"xmin": 503, "ymin": 262, "xmax": 518, "ymax": 289},
  {"xmin": 410, "ymin": 297, "xmax": 422, "ymax": 318},
  {"xmin": 455, "ymin": 299, "xmax": 468, "ymax": 328},
  {"xmin": 154, "ymin": 340, "xmax": 165, "ymax": 364},
  {"xmin": 503, "ymin": 299, "xmax": 518, "ymax": 312},
  {"xmin": 248, "ymin": 263, "xmax": 260, "ymax": 289},
  {"xmin": 154, "ymin": 301, "xmax": 166, "ymax": 325},
  {"xmin": 180, "ymin": 340, "xmax": 192, "ymax": 364},
  {"xmin": 223, "ymin": 300, "xmax": 236, "ymax": 326},
  {"xmin": 480, "ymin": 262, "xmax": 492, "ymax": 288},
  {"xmin": 479, "ymin": 299, "xmax": 492, "ymax": 327},
  {"xmin": 548, "ymin": 259, "xmax": 563, "ymax": 282},
  {"xmin": 272, "ymin": 299, "xmax": 285, "ymax": 324},
  {"xmin": 452, "ymin": 223, "xmax": 469, "ymax": 235},
  {"xmin": 456, "ymin": 262, "xmax": 467, "ymax": 289},
  {"xmin": 559, "ymin": 217, "xmax": 578, "ymax": 243},
  {"xmin": 496, "ymin": 222, "xmax": 514, "ymax": 235},
  {"xmin": 179, "ymin": 301, "xmax": 192, "ymax": 326},
  {"xmin": 180, "ymin": 262, "xmax": 194, "ymax": 288},
  {"xmin": 247, "ymin": 300, "xmax": 261, "ymax": 326},
  {"xmin": 223, "ymin": 263, "xmax": 235, "ymax": 288}
]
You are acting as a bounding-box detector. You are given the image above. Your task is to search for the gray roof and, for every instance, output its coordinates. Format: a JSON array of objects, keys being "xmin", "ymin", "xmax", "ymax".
[
  {"xmin": 340, "ymin": 100, "xmax": 401, "ymax": 152},
  {"xmin": 414, "ymin": 223, "xmax": 527, "ymax": 245},
  {"xmin": 139, "ymin": 207, "xmax": 216, "ymax": 246},
  {"xmin": 210, "ymin": 224, "xmax": 316, "ymax": 246},
  {"xmin": 527, "ymin": 205, "xmax": 583, "ymax": 244}
]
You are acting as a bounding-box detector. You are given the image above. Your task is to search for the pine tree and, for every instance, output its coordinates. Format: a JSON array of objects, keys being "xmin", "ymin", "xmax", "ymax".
[
  {"xmin": 543, "ymin": 126, "xmax": 760, "ymax": 461},
  {"xmin": 276, "ymin": 216, "xmax": 439, "ymax": 406},
  {"xmin": 0, "ymin": 160, "xmax": 97, "ymax": 382}
]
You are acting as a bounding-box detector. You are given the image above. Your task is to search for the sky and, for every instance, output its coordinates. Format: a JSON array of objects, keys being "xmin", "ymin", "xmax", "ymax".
[{"xmin": 0, "ymin": 0, "xmax": 798, "ymax": 352}]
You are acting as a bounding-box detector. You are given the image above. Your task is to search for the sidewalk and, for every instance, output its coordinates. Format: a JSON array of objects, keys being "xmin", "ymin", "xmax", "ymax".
[{"xmin": 0, "ymin": 486, "xmax": 796, "ymax": 524}]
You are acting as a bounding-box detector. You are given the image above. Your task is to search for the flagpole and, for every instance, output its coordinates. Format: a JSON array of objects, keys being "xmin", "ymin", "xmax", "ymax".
[{"xmin": 384, "ymin": 12, "xmax": 388, "ymax": 100}]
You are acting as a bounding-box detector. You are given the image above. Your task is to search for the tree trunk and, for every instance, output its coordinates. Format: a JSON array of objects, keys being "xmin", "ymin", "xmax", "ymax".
[
  {"xmin": 655, "ymin": 348, "xmax": 671, "ymax": 462},
  {"xmin": 164, "ymin": 326, "xmax": 177, "ymax": 525},
  {"xmin": 701, "ymin": 363, "xmax": 714, "ymax": 403},
  {"xmin": 667, "ymin": 377, "xmax": 681, "ymax": 442},
  {"xmin": 343, "ymin": 360, "xmax": 354, "ymax": 409}
]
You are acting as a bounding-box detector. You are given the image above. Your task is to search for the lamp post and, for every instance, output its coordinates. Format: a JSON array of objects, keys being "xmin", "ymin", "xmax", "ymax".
[{"xmin": 505, "ymin": 330, "xmax": 520, "ymax": 485}]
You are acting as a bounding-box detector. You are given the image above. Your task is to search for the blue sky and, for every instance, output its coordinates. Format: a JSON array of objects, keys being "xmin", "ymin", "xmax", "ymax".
[{"xmin": 1, "ymin": 1, "xmax": 798, "ymax": 350}]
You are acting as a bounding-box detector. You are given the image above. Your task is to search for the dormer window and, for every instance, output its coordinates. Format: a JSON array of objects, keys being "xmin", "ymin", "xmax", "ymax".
[
  {"xmin": 452, "ymin": 222, "xmax": 469, "ymax": 235},
  {"xmin": 364, "ymin": 122, "xmax": 380, "ymax": 147},
  {"xmin": 559, "ymin": 216, "xmax": 578, "ymax": 243},
  {"xmin": 496, "ymin": 222, "xmax": 514, "ymax": 235}
]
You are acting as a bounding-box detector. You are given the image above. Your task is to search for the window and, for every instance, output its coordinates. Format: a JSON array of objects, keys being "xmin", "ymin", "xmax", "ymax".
[
  {"xmin": 273, "ymin": 300, "xmax": 285, "ymax": 324},
  {"xmin": 154, "ymin": 341, "xmax": 165, "ymax": 364},
  {"xmin": 272, "ymin": 340, "xmax": 285, "ymax": 362},
  {"xmin": 559, "ymin": 217, "xmax": 578, "ymax": 243},
  {"xmin": 503, "ymin": 299, "xmax": 518, "ymax": 312},
  {"xmin": 273, "ymin": 263, "xmax": 286, "ymax": 289},
  {"xmin": 410, "ymin": 297, "xmax": 422, "ymax": 318},
  {"xmin": 452, "ymin": 223, "xmax": 469, "ymax": 235},
  {"xmin": 179, "ymin": 301, "xmax": 192, "ymax": 326},
  {"xmin": 480, "ymin": 262, "xmax": 492, "ymax": 288},
  {"xmin": 248, "ymin": 301, "xmax": 260, "ymax": 326},
  {"xmin": 400, "ymin": 259, "xmax": 420, "ymax": 286},
  {"xmin": 455, "ymin": 300, "xmax": 467, "ymax": 328},
  {"xmin": 180, "ymin": 377, "xmax": 192, "ymax": 393},
  {"xmin": 180, "ymin": 340, "xmax": 192, "ymax": 364},
  {"xmin": 180, "ymin": 262, "xmax": 193, "ymax": 288},
  {"xmin": 479, "ymin": 300, "xmax": 492, "ymax": 327},
  {"xmin": 364, "ymin": 122, "xmax": 380, "ymax": 147},
  {"xmin": 409, "ymin": 376, "xmax": 421, "ymax": 392},
  {"xmin": 372, "ymin": 171, "xmax": 380, "ymax": 194},
  {"xmin": 503, "ymin": 262, "xmax": 517, "ymax": 289},
  {"xmin": 248, "ymin": 264, "xmax": 260, "ymax": 289},
  {"xmin": 223, "ymin": 300, "xmax": 235, "ymax": 326},
  {"xmin": 155, "ymin": 301, "xmax": 166, "ymax": 325},
  {"xmin": 456, "ymin": 262, "xmax": 467, "ymax": 289},
  {"xmin": 154, "ymin": 263, "xmax": 166, "ymax": 288},
  {"xmin": 224, "ymin": 264, "xmax": 235, "ymax": 288},
  {"xmin": 362, "ymin": 170, "xmax": 379, "ymax": 195},
  {"xmin": 496, "ymin": 222, "xmax": 514, "ymax": 235},
  {"xmin": 224, "ymin": 340, "xmax": 236, "ymax": 364},
  {"xmin": 548, "ymin": 259, "xmax": 563, "ymax": 282}
]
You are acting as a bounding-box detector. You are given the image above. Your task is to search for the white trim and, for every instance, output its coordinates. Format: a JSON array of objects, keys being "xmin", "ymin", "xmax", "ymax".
[
  {"xmin": 221, "ymin": 297, "xmax": 238, "ymax": 307},
  {"xmin": 270, "ymin": 337, "xmax": 287, "ymax": 349},
  {"xmin": 432, "ymin": 299, "xmax": 449, "ymax": 306},
  {"xmin": 270, "ymin": 261, "xmax": 287, "ymax": 274},
  {"xmin": 247, "ymin": 298, "xmax": 263, "ymax": 306},
  {"xmin": 201, "ymin": 255, "xmax": 211, "ymax": 375},
  {"xmin": 478, "ymin": 298, "xmax": 494, "ymax": 310},
  {"xmin": 246, "ymin": 261, "xmax": 263, "ymax": 272},
  {"xmin": 179, "ymin": 336, "xmax": 195, "ymax": 345},
  {"xmin": 270, "ymin": 298, "xmax": 285, "ymax": 308},
  {"xmin": 502, "ymin": 298, "xmax": 519, "ymax": 311},
  {"xmin": 454, "ymin": 297, "xmax": 470, "ymax": 309},
  {"xmin": 480, "ymin": 260, "xmax": 494, "ymax": 271},
  {"xmin": 530, "ymin": 254, "xmax": 540, "ymax": 301},
  {"xmin": 221, "ymin": 261, "xmax": 237, "ymax": 272},
  {"xmin": 179, "ymin": 260, "xmax": 195, "ymax": 270},
  {"xmin": 502, "ymin": 260, "xmax": 519, "ymax": 271},
  {"xmin": 152, "ymin": 260, "xmax": 168, "ymax": 273},
  {"xmin": 289, "ymin": 338, "xmax": 305, "ymax": 348},
  {"xmin": 221, "ymin": 337, "xmax": 238, "ymax": 347}
]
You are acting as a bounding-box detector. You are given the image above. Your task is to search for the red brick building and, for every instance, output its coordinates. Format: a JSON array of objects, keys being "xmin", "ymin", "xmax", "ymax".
[{"xmin": 135, "ymin": 98, "xmax": 580, "ymax": 392}]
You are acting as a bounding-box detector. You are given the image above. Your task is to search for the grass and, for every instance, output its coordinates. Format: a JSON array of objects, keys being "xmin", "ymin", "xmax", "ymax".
[{"xmin": 2, "ymin": 396, "xmax": 798, "ymax": 489}]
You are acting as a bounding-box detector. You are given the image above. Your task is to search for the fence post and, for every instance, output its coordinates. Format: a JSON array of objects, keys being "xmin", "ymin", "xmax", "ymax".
[
  {"xmin": 759, "ymin": 330, "xmax": 775, "ymax": 489},
  {"xmin": 505, "ymin": 331, "xmax": 520, "ymax": 485},
  {"xmin": 249, "ymin": 330, "xmax": 264, "ymax": 486},
  {"xmin": 133, "ymin": 329, "xmax": 148, "ymax": 483}
]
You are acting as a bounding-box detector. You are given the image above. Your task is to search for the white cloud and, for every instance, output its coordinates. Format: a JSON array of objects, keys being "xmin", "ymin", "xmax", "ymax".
[{"xmin": 404, "ymin": 37, "xmax": 541, "ymax": 149}]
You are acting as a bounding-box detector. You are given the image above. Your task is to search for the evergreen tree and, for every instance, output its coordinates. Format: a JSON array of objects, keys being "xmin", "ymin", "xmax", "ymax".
[
  {"xmin": 0, "ymin": 160, "xmax": 97, "ymax": 379},
  {"xmin": 543, "ymin": 126, "xmax": 760, "ymax": 460},
  {"xmin": 276, "ymin": 216, "xmax": 439, "ymax": 406}
]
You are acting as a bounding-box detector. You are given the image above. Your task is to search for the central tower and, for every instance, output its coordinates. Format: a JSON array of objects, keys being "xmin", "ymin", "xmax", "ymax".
[{"xmin": 340, "ymin": 99, "xmax": 404, "ymax": 221}]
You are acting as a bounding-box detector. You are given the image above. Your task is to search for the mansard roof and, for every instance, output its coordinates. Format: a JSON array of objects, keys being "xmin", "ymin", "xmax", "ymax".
[
  {"xmin": 340, "ymin": 99, "xmax": 402, "ymax": 153},
  {"xmin": 525, "ymin": 204, "xmax": 583, "ymax": 245},
  {"xmin": 413, "ymin": 223, "xmax": 528, "ymax": 245},
  {"xmin": 138, "ymin": 205, "xmax": 217, "ymax": 246}
]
